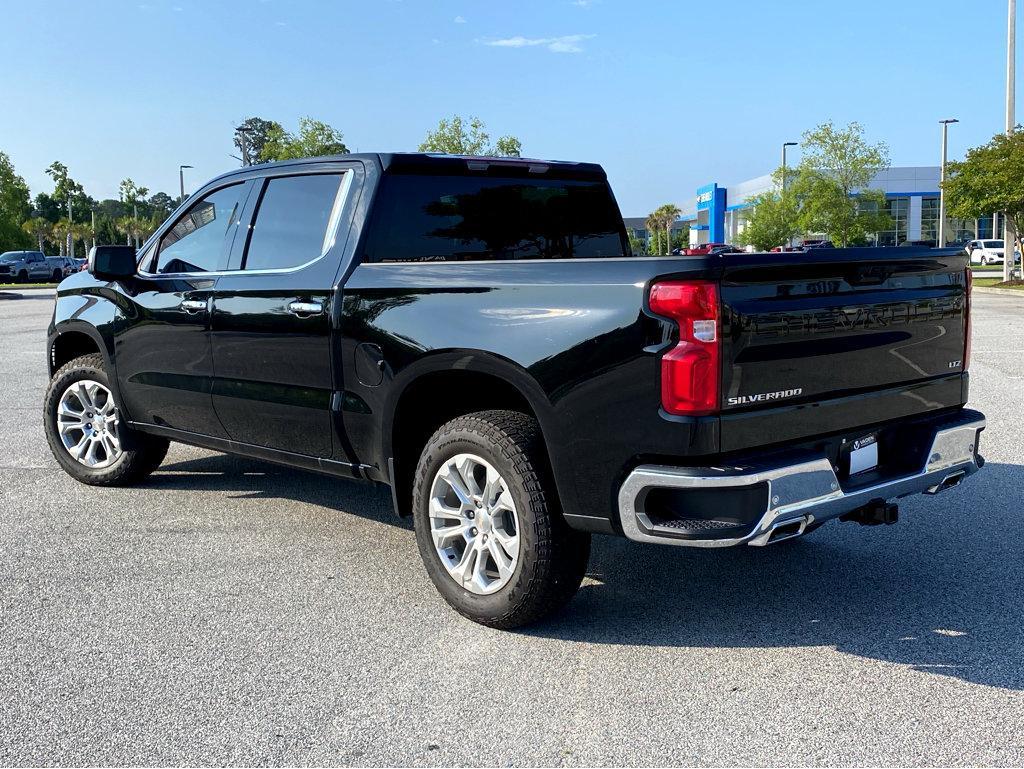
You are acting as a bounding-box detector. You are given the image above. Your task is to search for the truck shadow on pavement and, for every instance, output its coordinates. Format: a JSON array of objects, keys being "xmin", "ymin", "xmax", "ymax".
[
  {"xmin": 150, "ymin": 454, "xmax": 1022, "ymax": 691},
  {"xmin": 150, "ymin": 453, "xmax": 407, "ymax": 529},
  {"xmin": 533, "ymin": 461, "xmax": 1024, "ymax": 691}
]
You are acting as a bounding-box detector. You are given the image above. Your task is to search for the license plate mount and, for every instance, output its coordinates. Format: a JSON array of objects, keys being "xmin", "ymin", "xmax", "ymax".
[{"xmin": 846, "ymin": 433, "xmax": 879, "ymax": 476}]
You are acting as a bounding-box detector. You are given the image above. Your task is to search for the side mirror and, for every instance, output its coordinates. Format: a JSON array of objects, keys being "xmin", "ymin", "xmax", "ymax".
[{"xmin": 88, "ymin": 245, "xmax": 137, "ymax": 280}]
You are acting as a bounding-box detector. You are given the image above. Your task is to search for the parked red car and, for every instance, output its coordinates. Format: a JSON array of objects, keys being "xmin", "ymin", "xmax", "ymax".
[{"xmin": 684, "ymin": 242, "xmax": 730, "ymax": 256}]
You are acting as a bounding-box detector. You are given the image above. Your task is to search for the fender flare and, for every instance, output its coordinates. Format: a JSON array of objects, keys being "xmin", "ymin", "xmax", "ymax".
[
  {"xmin": 380, "ymin": 349, "xmax": 556, "ymax": 474},
  {"xmin": 48, "ymin": 319, "xmax": 126, "ymax": 419}
]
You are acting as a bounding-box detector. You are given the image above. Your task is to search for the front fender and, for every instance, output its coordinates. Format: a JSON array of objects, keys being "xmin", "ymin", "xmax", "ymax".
[{"xmin": 48, "ymin": 287, "xmax": 124, "ymax": 415}]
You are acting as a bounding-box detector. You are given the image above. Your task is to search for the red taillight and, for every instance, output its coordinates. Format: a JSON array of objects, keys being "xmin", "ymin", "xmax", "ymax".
[
  {"xmin": 648, "ymin": 280, "xmax": 720, "ymax": 416},
  {"xmin": 964, "ymin": 267, "xmax": 972, "ymax": 370}
]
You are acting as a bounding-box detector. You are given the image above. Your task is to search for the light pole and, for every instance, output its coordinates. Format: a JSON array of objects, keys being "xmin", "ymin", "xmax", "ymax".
[
  {"xmin": 179, "ymin": 164, "xmax": 193, "ymax": 202},
  {"xmin": 1006, "ymin": 0, "xmax": 1016, "ymax": 281},
  {"xmin": 781, "ymin": 141, "xmax": 798, "ymax": 194},
  {"xmin": 235, "ymin": 125, "xmax": 254, "ymax": 166},
  {"xmin": 67, "ymin": 194, "xmax": 74, "ymax": 258},
  {"xmin": 781, "ymin": 142, "xmax": 798, "ymax": 247},
  {"xmin": 938, "ymin": 119, "xmax": 958, "ymax": 247}
]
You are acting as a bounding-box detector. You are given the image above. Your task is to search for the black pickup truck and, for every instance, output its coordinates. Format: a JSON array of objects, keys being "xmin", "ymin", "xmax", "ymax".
[{"xmin": 44, "ymin": 153, "xmax": 985, "ymax": 628}]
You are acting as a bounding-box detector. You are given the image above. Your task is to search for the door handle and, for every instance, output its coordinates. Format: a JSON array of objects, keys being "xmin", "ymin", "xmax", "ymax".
[
  {"xmin": 288, "ymin": 300, "xmax": 324, "ymax": 316},
  {"xmin": 180, "ymin": 299, "xmax": 207, "ymax": 313}
]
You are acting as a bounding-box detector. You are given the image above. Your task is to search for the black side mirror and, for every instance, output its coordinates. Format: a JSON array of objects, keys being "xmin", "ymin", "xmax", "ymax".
[{"xmin": 88, "ymin": 245, "xmax": 137, "ymax": 280}]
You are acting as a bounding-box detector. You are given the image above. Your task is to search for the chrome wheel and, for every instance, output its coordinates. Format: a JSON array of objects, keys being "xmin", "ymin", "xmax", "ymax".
[
  {"xmin": 57, "ymin": 379, "xmax": 122, "ymax": 468},
  {"xmin": 429, "ymin": 453, "xmax": 521, "ymax": 595}
]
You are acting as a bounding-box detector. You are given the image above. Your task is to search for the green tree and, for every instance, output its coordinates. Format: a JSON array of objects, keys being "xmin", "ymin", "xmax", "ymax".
[
  {"xmin": 94, "ymin": 214, "xmax": 121, "ymax": 247},
  {"xmin": 790, "ymin": 121, "xmax": 892, "ymax": 246},
  {"xmin": 736, "ymin": 173, "xmax": 802, "ymax": 251},
  {"xmin": 94, "ymin": 198, "xmax": 129, "ymax": 221},
  {"xmin": 21, "ymin": 217, "xmax": 51, "ymax": 252},
  {"xmin": 72, "ymin": 221, "xmax": 95, "ymax": 256},
  {"xmin": 944, "ymin": 128, "xmax": 1024, "ymax": 280},
  {"xmin": 45, "ymin": 161, "xmax": 91, "ymax": 222},
  {"xmin": 33, "ymin": 192, "xmax": 62, "ymax": 222},
  {"xmin": 627, "ymin": 230, "xmax": 647, "ymax": 255},
  {"xmin": 148, "ymin": 192, "xmax": 176, "ymax": 217},
  {"xmin": 656, "ymin": 203, "xmax": 681, "ymax": 254},
  {"xmin": 669, "ymin": 227, "xmax": 689, "ymax": 252},
  {"xmin": 645, "ymin": 211, "xmax": 662, "ymax": 255},
  {"xmin": 50, "ymin": 218, "xmax": 74, "ymax": 256},
  {"xmin": 259, "ymin": 117, "xmax": 349, "ymax": 162},
  {"xmin": 0, "ymin": 151, "xmax": 33, "ymax": 252},
  {"xmin": 234, "ymin": 117, "xmax": 283, "ymax": 165},
  {"xmin": 418, "ymin": 115, "xmax": 522, "ymax": 157},
  {"xmin": 119, "ymin": 179, "xmax": 150, "ymax": 245}
]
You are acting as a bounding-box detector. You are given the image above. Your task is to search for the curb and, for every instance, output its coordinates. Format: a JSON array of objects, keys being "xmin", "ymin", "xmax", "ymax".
[{"xmin": 973, "ymin": 286, "xmax": 1023, "ymax": 296}]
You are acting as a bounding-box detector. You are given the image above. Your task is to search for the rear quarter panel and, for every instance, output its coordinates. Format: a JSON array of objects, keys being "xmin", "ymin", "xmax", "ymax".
[{"xmin": 339, "ymin": 257, "xmax": 716, "ymax": 529}]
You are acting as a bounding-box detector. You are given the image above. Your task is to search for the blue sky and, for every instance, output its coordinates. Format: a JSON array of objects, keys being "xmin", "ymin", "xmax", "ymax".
[{"xmin": 2, "ymin": 0, "xmax": 1019, "ymax": 215}]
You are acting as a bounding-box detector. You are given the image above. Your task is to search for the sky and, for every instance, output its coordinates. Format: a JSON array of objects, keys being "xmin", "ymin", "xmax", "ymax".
[{"xmin": 1, "ymin": 0, "xmax": 1020, "ymax": 216}]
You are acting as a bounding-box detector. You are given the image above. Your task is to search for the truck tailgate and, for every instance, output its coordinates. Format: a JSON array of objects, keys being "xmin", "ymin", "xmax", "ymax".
[{"xmin": 718, "ymin": 248, "xmax": 968, "ymax": 421}]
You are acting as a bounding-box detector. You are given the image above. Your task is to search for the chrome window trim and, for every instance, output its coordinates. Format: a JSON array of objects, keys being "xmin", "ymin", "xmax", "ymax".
[{"xmin": 359, "ymin": 255, "xmax": 665, "ymax": 267}]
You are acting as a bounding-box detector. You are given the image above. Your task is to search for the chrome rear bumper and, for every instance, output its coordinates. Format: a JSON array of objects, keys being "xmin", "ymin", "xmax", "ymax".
[{"xmin": 618, "ymin": 414, "xmax": 986, "ymax": 548}]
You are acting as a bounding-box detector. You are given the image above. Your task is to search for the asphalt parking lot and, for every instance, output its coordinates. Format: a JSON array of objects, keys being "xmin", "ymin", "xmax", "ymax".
[{"xmin": 1, "ymin": 289, "xmax": 1022, "ymax": 766}]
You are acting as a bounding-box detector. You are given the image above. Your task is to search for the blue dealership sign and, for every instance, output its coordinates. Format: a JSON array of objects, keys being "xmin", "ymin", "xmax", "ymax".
[{"xmin": 695, "ymin": 183, "xmax": 727, "ymax": 243}]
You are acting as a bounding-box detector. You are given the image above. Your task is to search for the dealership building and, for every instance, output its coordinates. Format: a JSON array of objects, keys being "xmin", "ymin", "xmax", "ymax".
[{"xmin": 626, "ymin": 166, "xmax": 1002, "ymax": 249}]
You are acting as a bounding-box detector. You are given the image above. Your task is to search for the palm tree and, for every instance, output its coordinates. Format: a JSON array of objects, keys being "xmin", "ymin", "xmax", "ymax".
[
  {"xmin": 51, "ymin": 218, "xmax": 74, "ymax": 256},
  {"xmin": 645, "ymin": 212, "xmax": 661, "ymax": 255},
  {"xmin": 21, "ymin": 218, "xmax": 51, "ymax": 252},
  {"xmin": 119, "ymin": 179, "xmax": 150, "ymax": 246},
  {"xmin": 115, "ymin": 216, "xmax": 134, "ymax": 246},
  {"xmin": 71, "ymin": 222, "xmax": 94, "ymax": 258},
  {"xmin": 659, "ymin": 204, "xmax": 682, "ymax": 255}
]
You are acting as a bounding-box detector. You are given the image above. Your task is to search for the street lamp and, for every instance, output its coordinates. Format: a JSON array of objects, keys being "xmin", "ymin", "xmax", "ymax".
[
  {"xmin": 1005, "ymin": 0, "xmax": 1017, "ymax": 281},
  {"xmin": 781, "ymin": 142, "xmax": 798, "ymax": 194},
  {"xmin": 938, "ymin": 119, "xmax": 958, "ymax": 247},
  {"xmin": 179, "ymin": 164, "xmax": 193, "ymax": 202},
  {"xmin": 235, "ymin": 125, "xmax": 254, "ymax": 166}
]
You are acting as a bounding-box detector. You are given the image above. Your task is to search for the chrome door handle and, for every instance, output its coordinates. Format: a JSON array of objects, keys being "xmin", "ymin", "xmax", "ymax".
[
  {"xmin": 288, "ymin": 300, "xmax": 324, "ymax": 316},
  {"xmin": 180, "ymin": 299, "xmax": 207, "ymax": 313}
]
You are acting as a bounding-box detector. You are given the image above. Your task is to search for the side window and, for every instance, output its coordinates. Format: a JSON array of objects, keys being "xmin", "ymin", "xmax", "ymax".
[
  {"xmin": 242, "ymin": 173, "xmax": 347, "ymax": 271},
  {"xmin": 155, "ymin": 184, "xmax": 245, "ymax": 274}
]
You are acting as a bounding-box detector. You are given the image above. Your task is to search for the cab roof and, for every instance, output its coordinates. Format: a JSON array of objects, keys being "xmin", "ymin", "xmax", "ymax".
[{"xmin": 208, "ymin": 152, "xmax": 607, "ymax": 186}]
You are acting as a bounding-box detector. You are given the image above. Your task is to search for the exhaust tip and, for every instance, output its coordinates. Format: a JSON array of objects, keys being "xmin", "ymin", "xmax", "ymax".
[
  {"xmin": 767, "ymin": 520, "xmax": 805, "ymax": 543},
  {"xmin": 926, "ymin": 470, "xmax": 967, "ymax": 495}
]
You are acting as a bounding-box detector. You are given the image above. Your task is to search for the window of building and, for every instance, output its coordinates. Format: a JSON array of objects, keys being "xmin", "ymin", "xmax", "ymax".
[
  {"xmin": 156, "ymin": 184, "xmax": 245, "ymax": 274},
  {"xmin": 363, "ymin": 174, "xmax": 627, "ymax": 262},
  {"xmin": 920, "ymin": 197, "xmax": 939, "ymax": 245},
  {"xmin": 243, "ymin": 174, "xmax": 347, "ymax": 271},
  {"xmin": 875, "ymin": 197, "xmax": 909, "ymax": 246}
]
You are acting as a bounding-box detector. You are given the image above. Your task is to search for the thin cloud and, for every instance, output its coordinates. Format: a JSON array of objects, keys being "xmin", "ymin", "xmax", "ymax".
[
  {"xmin": 454, "ymin": 15, "xmax": 466, "ymax": 23},
  {"xmin": 572, "ymin": 0, "xmax": 597, "ymax": 6},
  {"xmin": 484, "ymin": 34, "xmax": 594, "ymax": 53}
]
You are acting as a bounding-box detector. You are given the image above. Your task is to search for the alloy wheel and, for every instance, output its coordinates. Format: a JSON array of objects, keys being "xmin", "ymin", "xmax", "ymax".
[
  {"xmin": 57, "ymin": 379, "xmax": 123, "ymax": 468},
  {"xmin": 428, "ymin": 453, "xmax": 521, "ymax": 595}
]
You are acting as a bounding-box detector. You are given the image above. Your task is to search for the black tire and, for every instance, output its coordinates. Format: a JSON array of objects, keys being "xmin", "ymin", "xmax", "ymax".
[
  {"xmin": 17, "ymin": 270, "xmax": 28, "ymax": 283},
  {"xmin": 51, "ymin": 269, "xmax": 62, "ymax": 282},
  {"xmin": 412, "ymin": 410, "xmax": 590, "ymax": 629},
  {"xmin": 43, "ymin": 353, "xmax": 169, "ymax": 486}
]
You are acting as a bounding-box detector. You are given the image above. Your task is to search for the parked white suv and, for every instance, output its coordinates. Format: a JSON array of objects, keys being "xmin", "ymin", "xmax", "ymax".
[{"xmin": 966, "ymin": 239, "xmax": 1007, "ymax": 265}]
